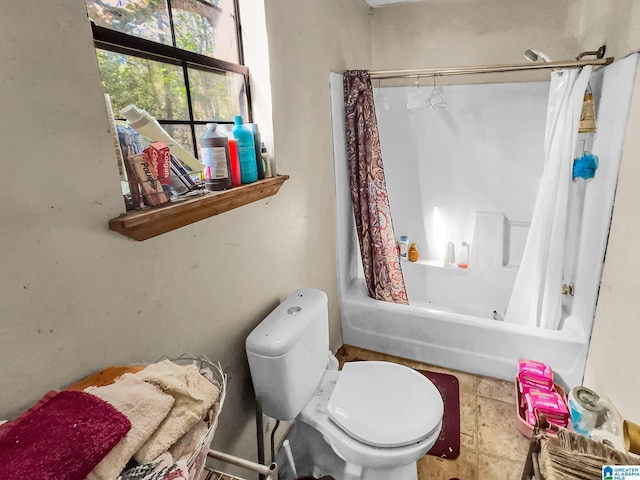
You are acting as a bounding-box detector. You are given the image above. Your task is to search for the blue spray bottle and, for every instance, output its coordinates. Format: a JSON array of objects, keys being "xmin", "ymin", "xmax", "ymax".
[{"xmin": 232, "ymin": 116, "xmax": 258, "ymax": 184}]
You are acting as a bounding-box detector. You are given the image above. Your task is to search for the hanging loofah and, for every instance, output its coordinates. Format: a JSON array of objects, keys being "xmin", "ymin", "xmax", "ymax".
[{"xmin": 573, "ymin": 152, "xmax": 599, "ymax": 180}]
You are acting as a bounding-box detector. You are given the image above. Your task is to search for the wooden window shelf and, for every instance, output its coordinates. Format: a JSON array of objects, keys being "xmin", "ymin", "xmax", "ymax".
[{"xmin": 109, "ymin": 175, "xmax": 289, "ymax": 241}]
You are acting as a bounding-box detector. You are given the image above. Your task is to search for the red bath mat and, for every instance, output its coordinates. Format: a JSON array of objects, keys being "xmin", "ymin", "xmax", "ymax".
[{"xmin": 419, "ymin": 369, "xmax": 460, "ymax": 459}]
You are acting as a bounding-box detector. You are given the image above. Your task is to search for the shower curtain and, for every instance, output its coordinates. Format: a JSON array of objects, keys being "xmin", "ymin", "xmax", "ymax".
[
  {"xmin": 505, "ymin": 67, "xmax": 592, "ymax": 329},
  {"xmin": 343, "ymin": 70, "xmax": 408, "ymax": 304}
]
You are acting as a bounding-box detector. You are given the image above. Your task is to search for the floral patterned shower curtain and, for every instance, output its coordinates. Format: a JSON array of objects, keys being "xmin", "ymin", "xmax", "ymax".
[{"xmin": 343, "ymin": 70, "xmax": 408, "ymax": 304}]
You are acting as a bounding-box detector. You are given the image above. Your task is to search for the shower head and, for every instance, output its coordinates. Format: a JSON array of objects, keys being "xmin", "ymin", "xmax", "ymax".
[{"xmin": 524, "ymin": 49, "xmax": 552, "ymax": 63}]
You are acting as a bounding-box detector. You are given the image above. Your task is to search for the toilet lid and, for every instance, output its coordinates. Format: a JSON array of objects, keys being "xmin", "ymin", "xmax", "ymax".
[{"xmin": 327, "ymin": 361, "xmax": 444, "ymax": 448}]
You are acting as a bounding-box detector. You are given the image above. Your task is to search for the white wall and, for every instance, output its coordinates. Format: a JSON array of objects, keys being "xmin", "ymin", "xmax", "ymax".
[
  {"xmin": 582, "ymin": 1, "xmax": 640, "ymax": 422},
  {"xmin": 377, "ymin": 82, "xmax": 548, "ymax": 265},
  {"xmin": 262, "ymin": 0, "xmax": 371, "ymax": 350},
  {"xmin": 370, "ymin": 0, "xmax": 587, "ymax": 72},
  {"xmin": 0, "ymin": 0, "xmax": 369, "ymax": 465},
  {"xmin": 584, "ymin": 75, "xmax": 640, "ymax": 420},
  {"xmin": 376, "ymin": 81, "xmax": 548, "ymax": 317}
]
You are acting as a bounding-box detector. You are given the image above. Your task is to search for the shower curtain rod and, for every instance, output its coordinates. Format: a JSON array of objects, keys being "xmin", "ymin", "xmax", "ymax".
[{"xmin": 368, "ymin": 57, "xmax": 614, "ymax": 80}]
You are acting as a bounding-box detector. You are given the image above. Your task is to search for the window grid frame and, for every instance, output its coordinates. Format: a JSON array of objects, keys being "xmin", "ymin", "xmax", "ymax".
[{"xmin": 90, "ymin": 0, "xmax": 250, "ymax": 159}]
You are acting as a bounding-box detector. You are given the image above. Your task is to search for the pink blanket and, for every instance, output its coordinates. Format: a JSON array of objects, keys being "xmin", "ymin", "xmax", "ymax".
[{"xmin": 0, "ymin": 390, "xmax": 131, "ymax": 480}]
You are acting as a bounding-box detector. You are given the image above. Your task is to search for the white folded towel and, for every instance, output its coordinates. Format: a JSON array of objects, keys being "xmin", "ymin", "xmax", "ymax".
[
  {"xmin": 169, "ymin": 419, "xmax": 210, "ymax": 463},
  {"xmin": 133, "ymin": 360, "xmax": 220, "ymax": 464},
  {"xmin": 85, "ymin": 373, "xmax": 175, "ymax": 480}
]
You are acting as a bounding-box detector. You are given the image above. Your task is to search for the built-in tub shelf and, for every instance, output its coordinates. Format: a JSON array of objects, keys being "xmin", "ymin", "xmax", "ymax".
[
  {"xmin": 404, "ymin": 260, "xmax": 469, "ymax": 270},
  {"xmin": 109, "ymin": 175, "xmax": 289, "ymax": 241}
]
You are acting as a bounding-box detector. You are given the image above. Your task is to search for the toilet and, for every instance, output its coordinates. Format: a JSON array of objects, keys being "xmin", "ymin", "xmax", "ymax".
[{"xmin": 246, "ymin": 288, "xmax": 444, "ymax": 480}]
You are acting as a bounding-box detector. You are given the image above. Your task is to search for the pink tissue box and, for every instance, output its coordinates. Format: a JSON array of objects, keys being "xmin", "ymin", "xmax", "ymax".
[
  {"xmin": 525, "ymin": 390, "xmax": 569, "ymax": 426},
  {"xmin": 515, "ymin": 377, "xmax": 569, "ymax": 437},
  {"xmin": 518, "ymin": 358, "xmax": 554, "ymax": 391}
]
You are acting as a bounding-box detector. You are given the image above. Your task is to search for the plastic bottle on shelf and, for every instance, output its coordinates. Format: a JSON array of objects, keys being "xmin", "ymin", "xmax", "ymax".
[
  {"xmin": 399, "ymin": 236, "xmax": 409, "ymax": 260},
  {"xmin": 458, "ymin": 241, "xmax": 469, "ymax": 269},
  {"xmin": 227, "ymin": 139, "xmax": 242, "ymax": 187},
  {"xmin": 232, "ymin": 116, "xmax": 258, "ymax": 184},
  {"xmin": 261, "ymin": 142, "xmax": 272, "ymax": 178},
  {"xmin": 444, "ymin": 241, "xmax": 455, "ymax": 267},
  {"xmin": 248, "ymin": 124, "xmax": 265, "ymax": 180},
  {"xmin": 408, "ymin": 243, "xmax": 419, "ymax": 262},
  {"xmin": 120, "ymin": 104, "xmax": 202, "ymax": 173},
  {"xmin": 216, "ymin": 124, "xmax": 241, "ymax": 187},
  {"xmin": 199, "ymin": 123, "xmax": 232, "ymax": 191}
]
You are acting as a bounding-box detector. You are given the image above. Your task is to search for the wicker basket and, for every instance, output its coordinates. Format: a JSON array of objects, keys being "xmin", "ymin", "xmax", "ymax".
[
  {"xmin": 522, "ymin": 416, "xmax": 640, "ymax": 480},
  {"xmin": 160, "ymin": 354, "xmax": 227, "ymax": 480}
]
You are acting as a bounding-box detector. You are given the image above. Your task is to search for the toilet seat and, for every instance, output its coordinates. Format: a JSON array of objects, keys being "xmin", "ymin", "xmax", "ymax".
[{"xmin": 326, "ymin": 361, "xmax": 444, "ymax": 447}]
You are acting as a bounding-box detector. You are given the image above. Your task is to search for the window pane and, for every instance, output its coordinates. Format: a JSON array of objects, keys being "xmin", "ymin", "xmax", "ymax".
[
  {"xmin": 162, "ymin": 124, "xmax": 196, "ymax": 157},
  {"xmin": 96, "ymin": 49, "xmax": 189, "ymax": 121},
  {"xmin": 194, "ymin": 124, "xmax": 207, "ymax": 159},
  {"xmin": 172, "ymin": 0, "xmax": 239, "ymax": 63},
  {"xmin": 188, "ymin": 67, "xmax": 249, "ymax": 122},
  {"xmin": 86, "ymin": 0, "xmax": 172, "ymax": 45}
]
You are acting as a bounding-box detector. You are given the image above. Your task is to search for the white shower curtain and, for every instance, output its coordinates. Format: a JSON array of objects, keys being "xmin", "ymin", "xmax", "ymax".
[{"xmin": 505, "ymin": 67, "xmax": 592, "ymax": 330}]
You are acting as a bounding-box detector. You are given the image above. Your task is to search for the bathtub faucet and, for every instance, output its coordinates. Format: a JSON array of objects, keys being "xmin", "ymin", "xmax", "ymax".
[{"xmin": 562, "ymin": 283, "xmax": 575, "ymax": 296}]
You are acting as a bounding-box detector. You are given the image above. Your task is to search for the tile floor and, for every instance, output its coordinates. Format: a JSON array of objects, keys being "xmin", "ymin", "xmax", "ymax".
[{"xmin": 336, "ymin": 345, "xmax": 531, "ymax": 480}]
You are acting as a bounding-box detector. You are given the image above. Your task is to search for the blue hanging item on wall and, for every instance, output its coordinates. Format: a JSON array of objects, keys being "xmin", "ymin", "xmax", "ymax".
[{"xmin": 572, "ymin": 151, "xmax": 599, "ymax": 180}]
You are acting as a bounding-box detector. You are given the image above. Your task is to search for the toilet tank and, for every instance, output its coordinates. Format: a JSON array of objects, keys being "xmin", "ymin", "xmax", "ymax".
[{"xmin": 246, "ymin": 288, "xmax": 329, "ymax": 421}]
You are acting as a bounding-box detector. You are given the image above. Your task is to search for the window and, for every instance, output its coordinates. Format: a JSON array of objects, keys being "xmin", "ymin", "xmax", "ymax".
[
  {"xmin": 91, "ymin": 0, "xmax": 289, "ymax": 240},
  {"xmin": 87, "ymin": 0, "xmax": 250, "ymax": 161}
]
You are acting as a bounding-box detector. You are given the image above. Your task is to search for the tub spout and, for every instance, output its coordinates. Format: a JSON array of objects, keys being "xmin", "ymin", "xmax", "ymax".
[{"xmin": 562, "ymin": 283, "xmax": 575, "ymax": 296}]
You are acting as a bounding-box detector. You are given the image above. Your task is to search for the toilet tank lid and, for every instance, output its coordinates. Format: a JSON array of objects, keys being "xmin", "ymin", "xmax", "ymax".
[{"xmin": 246, "ymin": 288, "xmax": 328, "ymax": 357}]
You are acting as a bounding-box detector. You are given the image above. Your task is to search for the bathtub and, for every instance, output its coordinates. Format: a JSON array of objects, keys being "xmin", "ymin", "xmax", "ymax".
[
  {"xmin": 338, "ymin": 277, "xmax": 589, "ymax": 387},
  {"xmin": 329, "ymin": 55, "xmax": 637, "ymax": 390}
]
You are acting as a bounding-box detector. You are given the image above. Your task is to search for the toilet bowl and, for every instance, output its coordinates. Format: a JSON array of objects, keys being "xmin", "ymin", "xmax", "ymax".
[
  {"xmin": 300, "ymin": 362, "xmax": 443, "ymax": 479},
  {"xmin": 245, "ymin": 288, "xmax": 444, "ymax": 480}
]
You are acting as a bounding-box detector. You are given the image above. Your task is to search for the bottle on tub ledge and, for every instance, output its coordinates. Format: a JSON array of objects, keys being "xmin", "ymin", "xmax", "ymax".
[
  {"xmin": 399, "ymin": 235, "xmax": 409, "ymax": 260},
  {"xmin": 457, "ymin": 241, "xmax": 469, "ymax": 269},
  {"xmin": 408, "ymin": 242, "xmax": 419, "ymax": 262},
  {"xmin": 444, "ymin": 241, "xmax": 455, "ymax": 267}
]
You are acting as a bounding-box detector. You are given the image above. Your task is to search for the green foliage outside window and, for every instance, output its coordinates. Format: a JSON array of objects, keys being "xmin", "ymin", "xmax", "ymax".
[{"xmin": 87, "ymin": 0, "xmax": 247, "ymax": 157}]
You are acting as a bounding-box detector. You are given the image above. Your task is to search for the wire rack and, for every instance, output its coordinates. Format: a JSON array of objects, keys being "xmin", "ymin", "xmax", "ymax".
[
  {"xmin": 203, "ymin": 467, "xmax": 247, "ymax": 480},
  {"xmin": 159, "ymin": 354, "xmax": 227, "ymax": 480},
  {"xmin": 159, "ymin": 355, "xmax": 277, "ymax": 480},
  {"xmin": 204, "ymin": 449, "xmax": 278, "ymax": 480}
]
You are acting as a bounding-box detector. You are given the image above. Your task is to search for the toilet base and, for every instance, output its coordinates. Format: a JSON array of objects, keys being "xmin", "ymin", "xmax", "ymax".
[
  {"xmin": 276, "ymin": 421, "xmax": 419, "ymax": 480},
  {"xmin": 342, "ymin": 461, "xmax": 417, "ymax": 480}
]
